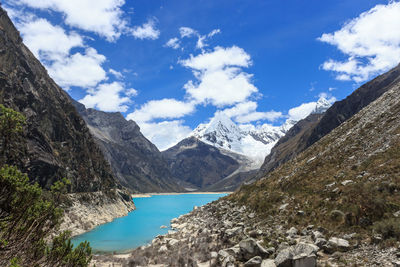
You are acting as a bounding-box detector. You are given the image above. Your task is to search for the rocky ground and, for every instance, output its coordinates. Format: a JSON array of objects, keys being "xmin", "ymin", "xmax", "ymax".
[{"xmin": 92, "ymin": 198, "xmax": 400, "ymax": 267}]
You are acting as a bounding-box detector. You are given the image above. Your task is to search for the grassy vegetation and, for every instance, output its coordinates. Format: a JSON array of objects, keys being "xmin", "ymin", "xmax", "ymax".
[{"xmin": 229, "ymin": 90, "xmax": 400, "ymax": 243}]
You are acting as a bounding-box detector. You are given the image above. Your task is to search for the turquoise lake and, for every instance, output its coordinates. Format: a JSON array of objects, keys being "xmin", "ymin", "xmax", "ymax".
[{"xmin": 72, "ymin": 193, "xmax": 227, "ymax": 252}]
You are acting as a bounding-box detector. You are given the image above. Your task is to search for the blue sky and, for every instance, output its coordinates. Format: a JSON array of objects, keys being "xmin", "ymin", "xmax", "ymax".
[{"xmin": 3, "ymin": 0, "xmax": 400, "ymax": 149}]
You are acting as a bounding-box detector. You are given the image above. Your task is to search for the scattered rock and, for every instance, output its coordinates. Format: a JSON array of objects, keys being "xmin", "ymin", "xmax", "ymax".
[
  {"xmin": 286, "ymin": 227, "xmax": 298, "ymax": 237},
  {"xmin": 341, "ymin": 180, "xmax": 353, "ymax": 186},
  {"xmin": 328, "ymin": 237, "xmax": 350, "ymax": 252},
  {"xmin": 261, "ymin": 259, "xmax": 277, "ymax": 267},
  {"xmin": 245, "ymin": 256, "xmax": 263, "ymax": 266},
  {"xmin": 239, "ymin": 238, "xmax": 270, "ymax": 260}
]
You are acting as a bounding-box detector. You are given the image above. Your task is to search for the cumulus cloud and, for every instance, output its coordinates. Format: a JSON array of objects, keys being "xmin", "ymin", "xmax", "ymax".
[
  {"xmin": 48, "ymin": 48, "xmax": 107, "ymax": 88},
  {"xmin": 137, "ymin": 120, "xmax": 192, "ymax": 151},
  {"xmin": 180, "ymin": 46, "xmax": 257, "ymax": 106},
  {"xmin": 235, "ymin": 111, "xmax": 283, "ymax": 124},
  {"xmin": 18, "ymin": 18, "xmax": 83, "ymax": 61},
  {"xmin": 219, "ymin": 101, "xmax": 283, "ymax": 123},
  {"xmin": 79, "ymin": 82, "xmax": 132, "ymax": 112},
  {"xmin": 11, "ymin": 14, "xmax": 108, "ymax": 89},
  {"xmin": 165, "ymin": 37, "xmax": 180, "ymax": 49},
  {"xmin": 126, "ymin": 99, "xmax": 196, "ymax": 123},
  {"xmin": 318, "ymin": 1, "xmax": 400, "ymax": 82},
  {"xmin": 288, "ymin": 94, "xmax": 336, "ymax": 121},
  {"xmin": 131, "ymin": 19, "xmax": 160, "ymax": 40},
  {"xmin": 11, "ymin": 0, "xmax": 128, "ymax": 41},
  {"xmin": 180, "ymin": 46, "xmax": 251, "ymax": 70}
]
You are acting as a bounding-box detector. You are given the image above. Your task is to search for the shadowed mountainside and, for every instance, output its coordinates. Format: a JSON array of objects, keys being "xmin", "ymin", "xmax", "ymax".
[{"xmin": 73, "ymin": 100, "xmax": 183, "ymax": 193}]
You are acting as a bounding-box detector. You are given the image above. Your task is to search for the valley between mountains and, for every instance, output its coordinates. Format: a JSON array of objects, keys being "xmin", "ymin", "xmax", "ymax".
[{"xmin": 1, "ymin": 3, "xmax": 400, "ymax": 267}]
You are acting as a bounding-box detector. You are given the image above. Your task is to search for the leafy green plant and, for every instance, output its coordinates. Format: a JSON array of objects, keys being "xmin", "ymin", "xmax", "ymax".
[{"xmin": 0, "ymin": 104, "xmax": 26, "ymax": 165}]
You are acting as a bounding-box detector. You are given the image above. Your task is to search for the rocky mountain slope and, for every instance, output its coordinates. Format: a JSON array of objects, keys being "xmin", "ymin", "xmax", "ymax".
[
  {"xmin": 162, "ymin": 137, "xmax": 241, "ymax": 190},
  {"xmin": 0, "ymin": 7, "xmax": 133, "ymax": 234},
  {"xmin": 254, "ymin": 63, "xmax": 400, "ymax": 180},
  {"xmin": 232, "ymin": 66, "xmax": 400, "ymax": 259},
  {"xmin": 73, "ymin": 101, "xmax": 182, "ymax": 193}
]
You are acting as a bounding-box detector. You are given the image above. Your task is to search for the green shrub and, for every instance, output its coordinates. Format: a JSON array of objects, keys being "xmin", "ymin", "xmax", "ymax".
[{"xmin": 0, "ymin": 165, "xmax": 92, "ymax": 266}]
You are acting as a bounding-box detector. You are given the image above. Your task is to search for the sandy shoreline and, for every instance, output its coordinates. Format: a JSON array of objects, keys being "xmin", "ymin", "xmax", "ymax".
[{"xmin": 131, "ymin": 191, "xmax": 232, "ymax": 198}]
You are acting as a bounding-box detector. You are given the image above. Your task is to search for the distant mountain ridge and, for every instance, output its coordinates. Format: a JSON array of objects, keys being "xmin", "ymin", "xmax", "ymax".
[
  {"xmin": 73, "ymin": 100, "xmax": 183, "ymax": 193},
  {"xmin": 162, "ymin": 137, "xmax": 240, "ymax": 190},
  {"xmin": 254, "ymin": 63, "xmax": 400, "ymax": 180},
  {"xmin": 191, "ymin": 96, "xmax": 332, "ymax": 167}
]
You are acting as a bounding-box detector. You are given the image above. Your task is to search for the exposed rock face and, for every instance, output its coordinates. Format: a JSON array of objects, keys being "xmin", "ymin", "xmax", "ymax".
[
  {"xmin": 73, "ymin": 101, "xmax": 182, "ymax": 193},
  {"xmin": 255, "ymin": 63, "xmax": 400, "ymax": 180},
  {"xmin": 162, "ymin": 137, "xmax": 240, "ymax": 190},
  {"xmin": 0, "ymin": 7, "xmax": 134, "ymax": 231},
  {"xmin": 0, "ymin": 7, "xmax": 115, "ymax": 192},
  {"xmin": 59, "ymin": 190, "xmax": 135, "ymax": 236}
]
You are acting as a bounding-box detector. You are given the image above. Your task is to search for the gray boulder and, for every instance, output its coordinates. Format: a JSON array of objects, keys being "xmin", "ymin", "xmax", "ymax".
[
  {"xmin": 275, "ymin": 243, "xmax": 318, "ymax": 267},
  {"xmin": 245, "ymin": 256, "xmax": 263, "ymax": 267},
  {"xmin": 239, "ymin": 238, "xmax": 271, "ymax": 260},
  {"xmin": 293, "ymin": 253, "xmax": 316, "ymax": 267},
  {"xmin": 328, "ymin": 237, "xmax": 350, "ymax": 252},
  {"xmin": 261, "ymin": 259, "xmax": 277, "ymax": 267}
]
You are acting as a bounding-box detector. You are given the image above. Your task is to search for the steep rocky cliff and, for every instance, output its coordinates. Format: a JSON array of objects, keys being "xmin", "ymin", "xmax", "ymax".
[
  {"xmin": 254, "ymin": 63, "xmax": 400, "ymax": 180},
  {"xmin": 0, "ymin": 7, "xmax": 133, "ymax": 233},
  {"xmin": 73, "ymin": 100, "xmax": 182, "ymax": 193}
]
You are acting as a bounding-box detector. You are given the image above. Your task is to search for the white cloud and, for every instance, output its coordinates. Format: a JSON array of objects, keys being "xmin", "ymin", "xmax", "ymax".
[
  {"xmin": 18, "ymin": 18, "xmax": 83, "ymax": 62},
  {"xmin": 208, "ymin": 29, "xmax": 221, "ymax": 37},
  {"xmin": 138, "ymin": 120, "xmax": 192, "ymax": 151},
  {"xmin": 318, "ymin": 1, "xmax": 400, "ymax": 82},
  {"xmin": 126, "ymin": 99, "xmax": 195, "ymax": 123},
  {"xmin": 178, "ymin": 27, "xmax": 221, "ymax": 49},
  {"xmin": 79, "ymin": 82, "xmax": 132, "ymax": 112},
  {"xmin": 48, "ymin": 48, "xmax": 107, "ymax": 88},
  {"xmin": 126, "ymin": 88, "xmax": 138, "ymax": 97},
  {"xmin": 180, "ymin": 46, "xmax": 257, "ymax": 106},
  {"xmin": 11, "ymin": 0, "xmax": 128, "ymax": 41},
  {"xmin": 288, "ymin": 94, "xmax": 336, "ymax": 121},
  {"xmin": 165, "ymin": 37, "xmax": 180, "ymax": 49},
  {"xmin": 219, "ymin": 101, "xmax": 283, "ymax": 123},
  {"xmin": 235, "ymin": 111, "xmax": 283, "ymax": 124},
  {"xmin": 109, "ymin": 68, "xmax": 124, "ymax": 79},
  {"xmin": 180, "ymin": 46, "xmax": 251, "ymax": 70},
  {"xmin": 7, "ymin": 13, "xmax": 108, "ymax": 89},
  {"xmin": 288, "ymin": 102, "xmax": 318, "ymax": 121},
  {"xmin": 131, "ymin": 19, "xmax": 160, "ymax": 40},
  {"xmin": 179, "ymin": 27, "xmax": 197, "ymax": 38},
  {"xmin": 221, "ymin": 101, "xmax": 258, "ymax": 118}
]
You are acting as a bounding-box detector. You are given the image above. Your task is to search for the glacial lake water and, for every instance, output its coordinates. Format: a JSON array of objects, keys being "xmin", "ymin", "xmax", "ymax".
[{"xmin": 71, "ymin": 193, "xmax": 227, "ymax": 253}]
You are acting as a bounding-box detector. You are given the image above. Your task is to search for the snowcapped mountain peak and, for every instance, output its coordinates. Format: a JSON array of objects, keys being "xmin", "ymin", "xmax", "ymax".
[
  {"xmin": 191, "ymin": 112, "xmax": 242, "ymax": 151},
  {"xmin": 191, "ymin": 112, "xmax": 296, "ymax": 167},
  {"xmin": 313, "ymin": 97, "xmax": 332, "ymax": 114}
]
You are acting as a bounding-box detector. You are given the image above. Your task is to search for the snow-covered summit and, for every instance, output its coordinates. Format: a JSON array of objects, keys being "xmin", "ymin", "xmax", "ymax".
[
  {"xmin": 190, "ymin": 96, "xmax": 334, "ymax": 167},
  {"xmin": 191, "ymin": 113, "xmax": 295, "ymax": 167},
  {"xmin": 313, "ymin": 97, "xmax": 332, "ymax": 114}
]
